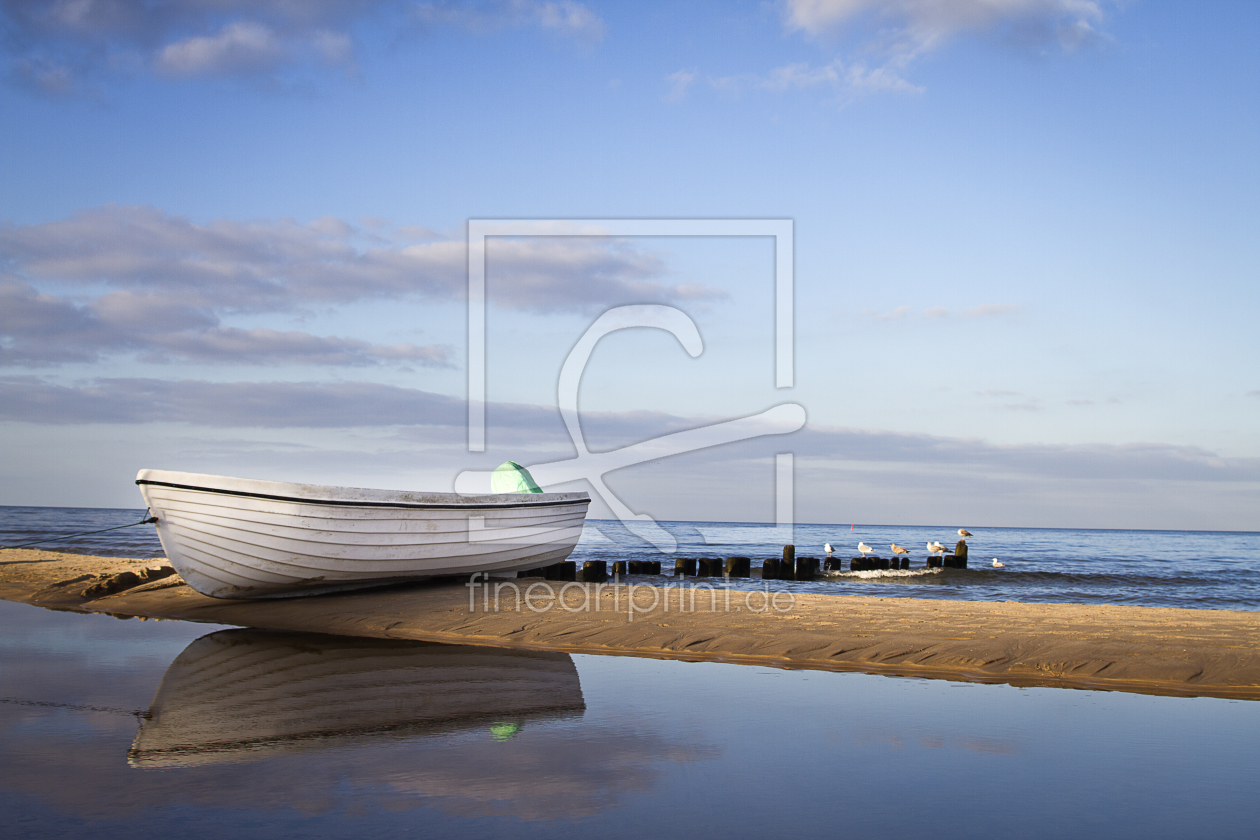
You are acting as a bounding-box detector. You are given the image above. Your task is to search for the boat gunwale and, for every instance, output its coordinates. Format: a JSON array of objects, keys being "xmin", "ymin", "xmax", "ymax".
[{"xmin": 138, "ymin": 478, "xmax": 590, "ymax": 511}]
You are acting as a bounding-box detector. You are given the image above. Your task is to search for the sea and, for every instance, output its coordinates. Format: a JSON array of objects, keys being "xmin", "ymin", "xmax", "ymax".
[
  {"xmin": 4, "ymin": 505, "xmax": 1259, "ymax": 611},
  {"xmin": 2, "ymin": 506, "xmax": 1258, "ymax": 838}
]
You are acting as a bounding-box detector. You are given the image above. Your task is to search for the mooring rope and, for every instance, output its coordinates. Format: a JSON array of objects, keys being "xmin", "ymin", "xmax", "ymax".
[
  {"xmin": 1, "ymin": 510, "xmax": 158, "ymax": 550},
  {"xmin": 0, "ymin": 697, "xmax": 146, "ymax": 718}
]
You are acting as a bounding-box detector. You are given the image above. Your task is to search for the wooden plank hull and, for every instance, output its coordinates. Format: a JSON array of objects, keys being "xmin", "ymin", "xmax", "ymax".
[
  {"xmin": 129, "ymin": 629, "xmax": 585, "ymax": 768},
  {"xmin": 136, "ymin": 469, "xmax": 590, "ymax": 599}
]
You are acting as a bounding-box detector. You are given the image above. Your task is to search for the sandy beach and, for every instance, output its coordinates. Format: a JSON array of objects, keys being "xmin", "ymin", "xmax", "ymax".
[{"xmin": 2, "ymin": 547, "xmax": 1258, "ymax": 700}]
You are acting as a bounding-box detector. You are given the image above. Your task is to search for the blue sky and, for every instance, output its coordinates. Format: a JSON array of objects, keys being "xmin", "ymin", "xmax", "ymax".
[{"xmin": 2, "ymin": 0, "xmax": 1258, "ymax": 531}]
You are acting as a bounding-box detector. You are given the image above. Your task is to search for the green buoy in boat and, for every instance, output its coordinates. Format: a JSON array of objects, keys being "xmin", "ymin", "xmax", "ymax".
[{"xmin": 491, "ymin": 461, "xmax": 543, "ymax": 494}]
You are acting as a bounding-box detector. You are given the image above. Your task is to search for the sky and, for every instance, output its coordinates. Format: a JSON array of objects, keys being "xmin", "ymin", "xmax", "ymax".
[{"xmin": 1, "ymin": 0, "xmax": 1258, "ymax": 532}]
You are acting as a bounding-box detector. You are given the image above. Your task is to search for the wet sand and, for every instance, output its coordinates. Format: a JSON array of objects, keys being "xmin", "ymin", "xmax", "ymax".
[{"xmin": 3, "ymin": 548, "xmax": 1258, "ymax": 700}]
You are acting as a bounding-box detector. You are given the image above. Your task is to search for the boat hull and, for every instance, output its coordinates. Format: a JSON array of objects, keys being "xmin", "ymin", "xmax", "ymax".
[{"xmin": 136, "ymin": 469, "xmax": 590, "ymax": 599}]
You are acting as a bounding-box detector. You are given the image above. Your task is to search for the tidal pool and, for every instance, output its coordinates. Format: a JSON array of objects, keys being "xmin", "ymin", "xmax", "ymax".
[{"xmin": 0, "ymin": 598, "xmax": 1255, "ymax": 839}]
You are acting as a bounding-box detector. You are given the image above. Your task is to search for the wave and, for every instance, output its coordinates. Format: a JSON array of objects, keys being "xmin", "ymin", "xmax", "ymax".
[
  {"xmin": 958, "ymin": 568, "xmax": 1260, "ymax": 587},
  {"xmin": 816, "ymin": 563, "xmax": 1260, "ymax": 586},
  {"xmin": 823, "ymin": 567, "xmax": 943, "ymax": 580}
]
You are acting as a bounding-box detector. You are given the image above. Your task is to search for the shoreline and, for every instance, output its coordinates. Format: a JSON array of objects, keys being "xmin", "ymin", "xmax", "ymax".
[{"xmin": 3, "ymin": 548, "xmax": 1259, "ymax": 701}]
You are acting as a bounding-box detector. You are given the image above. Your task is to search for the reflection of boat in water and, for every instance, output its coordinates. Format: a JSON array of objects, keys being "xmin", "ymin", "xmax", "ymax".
[
  {"xmin": 135, "ymin": 469, "xmax": 590, "ymax": 599},
  {"xmin": 129, "ymin": 629, "xmax": 585, "ymax": 768}
]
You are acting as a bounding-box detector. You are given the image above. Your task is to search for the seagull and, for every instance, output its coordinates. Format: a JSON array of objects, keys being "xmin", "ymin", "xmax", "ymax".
[
  {"xmin": 991, "ymin": 558, "xmax": 1005, "ymax": 568},
  {"xmin": 890, "ymin": 543, "xmax": 909, "ymax": 557},
  {"xmin": 957, "ymin": 529, "xmax": 973, "ymax": 538},
  {"xmin": 824, "ymin": 543, "xmax": 834, "ymax": 556},
  {"xmin": 858, "ymin": 542, "xmax": 874, "ymax": 557},
  {"xmin": 927, "ymin": 541, "xmax": 946, "ymax": 556}
]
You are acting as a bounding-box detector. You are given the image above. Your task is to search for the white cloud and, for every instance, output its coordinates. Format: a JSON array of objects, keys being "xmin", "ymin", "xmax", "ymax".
[
  {"xmin": 0, "ymin": 205, "xmax": 460, "ymax": 310},
  {"xmin": 763, "ymin": 59, "xmax": 840, "ymax": 90},
  {"xmin": 412, "ymin": 0, "xmax": 605, "ymax": 41},
  {"xmin": 731, "ymin": 0, "xmax": 1113, "ymax": 101},
  {"xmin": 664, "ymin": 68, "xmax": 696, "ymax": 102},
  {"xmin": 3, "ymin": 1, "xmax": 380, "ymax": 89},
  {"xmin": 766, "ymin": 57, "xmax": 922, "ymax": 94},
  {"xmin": 870, "ymin": 305, "xmax": 912, "ymax": 320},
  {"xmin": 7, "ymin": 375, "xmax": 1259, "ymax": 489},
  {"xmin": 0, "ymin": 205, "xmax": 723, "ymax": 367},
  {"xmin": 791, "ymin": 423, "xmax": 1260, "ymax": 484},
  {"xmin": 11, "ymin": 55, "xmax": 80, "ymax": 95},
  {"xmin": 0, "ymin": 376, "xmax": 479, "ymax": 428},
  {"xmin": 961, "ymin": 302, "xmax": 1021, "ymax": 318},
  {"xmin": 0, "ymin": 277, "xmax": 452, "ymax": 367},
  {"xmin": 709, "ymin": 55, "xmax": 923, "ymax": 100},
  {"xmin": 0, "ymin": 276, "xmax": 114, "ymax": 364},
  {"xmin": 485, "ymin": 237, "xmax": 724, "ymax": 313},
  {"xmin": 532, "ymin": 0, "xmax": 605, "ymax": 40},
  {"xmin": 685, "ymin": 2, "xmax": 1110, "ymax": 104},
  {"xmin": 4, "ymin": 375, "xmax": 1256, "ymax": 528},
  {"xmin": 843, "ymin": 61, "xmax": 924, "ymax": 94},
  {"xmin": 311, "ymin": 29, "xmax": 353, "ymax": 64},
  {"xmin": 783, "ymin": 0, "xmax": 1105, "ymax": 53},
  {"xmin": 0, "ymin": 205, "xmax": 714, "ymax": 311},
  {"xmin": 3, "ymin": 0, "xmax": 603, "ymax": 93},
  {"xmin": 137, "ymin": 328, "xmax": 452, "ymax": 367},
  {"xmin": 655, "ymin": 1, "xmax": 1116, "ymax": 106},
  {"xmin": 155, "ymin": 20, "xmax": 284, "ymax": 77}
]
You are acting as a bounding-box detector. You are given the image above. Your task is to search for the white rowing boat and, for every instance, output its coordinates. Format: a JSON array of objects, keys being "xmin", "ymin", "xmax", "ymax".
[{"xmin": 136, "ymin": 468, "xmax": 590, "ymax": 599}]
